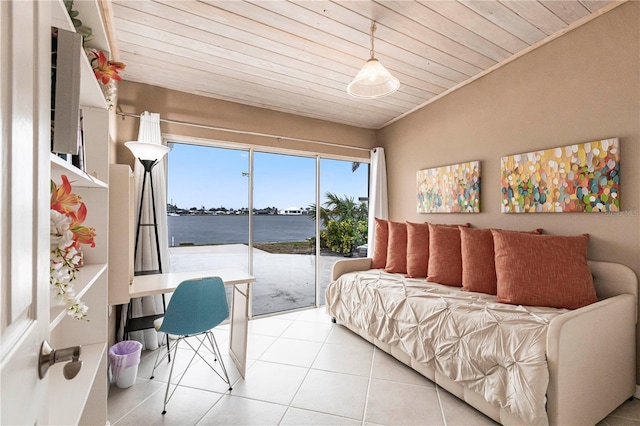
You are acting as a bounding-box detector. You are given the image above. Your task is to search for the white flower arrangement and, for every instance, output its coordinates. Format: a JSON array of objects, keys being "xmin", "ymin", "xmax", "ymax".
[
  {"xmin": 50, "ymin": 175, "xmax": 95, "ymax": 321},
  {"xmin": 50, "ymin": 210, "xmax": 89, "ymax": 320}
]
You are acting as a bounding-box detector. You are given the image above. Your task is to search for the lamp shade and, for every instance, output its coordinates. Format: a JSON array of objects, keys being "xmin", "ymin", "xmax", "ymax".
[
  {"xmin": 347, "ymin": 58, "xmax": 400, "ymax": 99},
  {"xmin": 125, "ymin": 141, "xmax": 170, "ymax": 161}
]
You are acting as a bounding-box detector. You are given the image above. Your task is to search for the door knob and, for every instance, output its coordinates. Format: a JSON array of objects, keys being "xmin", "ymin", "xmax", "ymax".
[{"xmin": 39, "ymin": 340, "xmax": 83, "ymax": 380}]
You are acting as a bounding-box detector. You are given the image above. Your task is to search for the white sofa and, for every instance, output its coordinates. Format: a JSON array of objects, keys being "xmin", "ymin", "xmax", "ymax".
[{"xmin": 326, "ymin": 258, "xmax": 637, "ymax": 425}]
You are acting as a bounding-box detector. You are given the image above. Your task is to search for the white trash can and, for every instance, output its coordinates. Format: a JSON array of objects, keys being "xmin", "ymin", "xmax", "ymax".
[{"xmin": 109, "ymin": 340, "xmax": 143, "ymax": 389}]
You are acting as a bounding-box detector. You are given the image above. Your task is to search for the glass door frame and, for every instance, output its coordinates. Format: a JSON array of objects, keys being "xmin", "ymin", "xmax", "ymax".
[{"xmin": 164, "ymin": 135, "xmax": 370, "ymax": 318}]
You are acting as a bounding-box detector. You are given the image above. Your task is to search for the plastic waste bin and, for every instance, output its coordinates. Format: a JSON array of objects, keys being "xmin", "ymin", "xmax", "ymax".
[{"xmin": 109, "ymin": 340, "xmax": 143, "ymax": 389}]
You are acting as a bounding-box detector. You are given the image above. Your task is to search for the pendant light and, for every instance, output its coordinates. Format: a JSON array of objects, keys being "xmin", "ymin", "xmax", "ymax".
[{"xmin": 347, "ymin": 21, "xmax": 400, "ymax": 99}]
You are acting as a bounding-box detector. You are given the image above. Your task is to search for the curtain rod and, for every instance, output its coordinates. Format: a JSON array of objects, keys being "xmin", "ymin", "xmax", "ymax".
[{"xmin": 116, "ymin": 111, "xmax": 372, "ymax": 153}]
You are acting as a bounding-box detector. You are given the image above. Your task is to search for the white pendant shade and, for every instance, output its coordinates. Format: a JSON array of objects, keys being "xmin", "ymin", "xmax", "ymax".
[
  {"xmin": 347, "ymin": 58, "xmax": 400, "ymax": 99},
  {"xmin": 125, "ymin": 141, "xmax": 170, "ymax": 161},
  {"xmin": 347, "ymin": 21, "xmax": 399, "ymax": 99}
]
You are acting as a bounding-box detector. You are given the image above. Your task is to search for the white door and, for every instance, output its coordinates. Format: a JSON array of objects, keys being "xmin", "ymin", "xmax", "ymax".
[{"xmin": 1, "ymin": 1, "xmax": 51, "ymax": 423}]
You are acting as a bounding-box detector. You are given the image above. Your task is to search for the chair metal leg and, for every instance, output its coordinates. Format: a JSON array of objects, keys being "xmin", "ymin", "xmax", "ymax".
[
  {"xmin": 150, "ymin": 332, "xmax": 171, "ymax": 380},
  {"xmin": 161, "ymin": 335, "xmax": 209, "ymax": 414},
  {"xmin": 160, "ymin": 330, "xmax": 233, "ymax": 414},
  {"xmin": 206, "ymin": 331, "xmax": 232, "ymax": 391},
  {"xmin": 162, "ymin": 336, "xmax": 182, "ymax": 415}
]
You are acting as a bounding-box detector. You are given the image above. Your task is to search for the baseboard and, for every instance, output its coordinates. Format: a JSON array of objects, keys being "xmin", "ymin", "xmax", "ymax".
[{"xmin": 634, "ymin": 385, "xmax": 640, "ymax": 399}]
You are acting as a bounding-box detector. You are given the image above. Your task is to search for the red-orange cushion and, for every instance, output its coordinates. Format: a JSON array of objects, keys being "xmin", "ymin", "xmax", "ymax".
[
  {"xmin": 406, "ymin": 222, "xmax": 430, "ymax": 278},
  {"xmin": 426, "ymin": 224, "xmax": 464, "ymax": 286},
  {"xmin": 371, "ymin": 218, "xmax": 388, "ymax": 269},
  {"xmin": 491, "ymin": 230, "xmax": 597, "ymax": 309},
  {"xmin": 460, "ymin": 227, "xmax": 542, "ymax": 295},
  {"xmin": 385, "ymin": 221, "xmax": 408, "ymax": 273}
]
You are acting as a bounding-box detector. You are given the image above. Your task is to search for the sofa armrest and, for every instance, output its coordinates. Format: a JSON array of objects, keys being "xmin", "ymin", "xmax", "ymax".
[
  {"xmin": 546, "ymin": 294, "xmax": 636, "ymax": 425},
  {"xmin": 331, "ymin": 258, "xmax": 373, "ymax": 281}
]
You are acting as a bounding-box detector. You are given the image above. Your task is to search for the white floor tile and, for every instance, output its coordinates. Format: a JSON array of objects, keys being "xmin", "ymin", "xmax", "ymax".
[
  {"xmin": 312, "ymin": 341, "xmax": 373, "ymax": 376},
  {"xmin": 371, "ymin": 347, "xmax": 434, "ymax": 387},
  {"xmin": 248, "ymin": 317, "xmax": 293, "ymax": 337},
  {"xmin": 295, "ymin": 307, "xmax": 333, "ymax": 323},
  {"xmin": 108, "ymin": 379, "xmax": 165, "ymax": 424},
  {"xmin": 609, "ymin": 399, "xmax": 640, "ymax": 421},
  {"xmin": 280, "ymin": 320, "xmax": 334, "ymax": 342},
  {"xmin": 280, "ymin": 407, "xmax": 361, "ymax": 425},
  {"xmin": 364, "ymin": 379, "xmax": 444, "ymax": 425},
  {"xmin": 325, "ymin": 324, "xmax": 372, "ymax": 348},
  {"xmin": 231, "ymin": 360, "xmax": 308, "ymax": 405},
  {"xmin": 245, "ymin": 333, "xmax": 277, "ymax": 360},
  {"xmin": 113, "ymin": 385, "xmax": 223, "ymax": 425},
  {"xmin": 437, "ymin": 387, "xmax": 498, "ymax": 425},
  {"xmin": 259, "ymin": 337, "xmax": 323, "ymax": 367},
  {"xmin": 168, "ymin": 353, "xmax": 238, "ymax": 394},
  {"xmin": 197, "ymin": 395, "xmax": 287, "ymax": 425},
  {"xmin": 291, "ymin": 369, "xmax": 369, "ymax": 420}
]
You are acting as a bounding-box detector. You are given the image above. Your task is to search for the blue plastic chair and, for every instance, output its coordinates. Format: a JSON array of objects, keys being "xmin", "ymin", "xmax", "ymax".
[{"xmin": 150, "ymin": 277, "xmax": 232, "ymax": 414}]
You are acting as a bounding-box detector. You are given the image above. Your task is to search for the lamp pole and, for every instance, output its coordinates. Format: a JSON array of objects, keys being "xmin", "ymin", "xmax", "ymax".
[{"xmin": 133, "ymin": 158, "xmax": 163, "ymax": 275}]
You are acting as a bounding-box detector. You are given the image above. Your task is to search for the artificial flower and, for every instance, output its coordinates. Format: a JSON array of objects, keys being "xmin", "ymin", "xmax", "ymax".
[
  {"xmin": 67, "ymin": 202, "xmax": 96, "ymax": 248},
  {"xmin": 72, "ymin": 225, "xmax": 96, "ymax": 248},
  {"xmin": 50, "ymin": 175, "xmax": 94, "ymax": 321},
  {"xmin": 91, "ymin": 50, "xmax": 125, "ymax": 84},
  {"xmin": 51, "ymin": 174, "xmax": 82, "ymax": 214}
]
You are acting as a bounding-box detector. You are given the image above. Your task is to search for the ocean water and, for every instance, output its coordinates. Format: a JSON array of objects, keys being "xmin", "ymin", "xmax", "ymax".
[{"xmin": 168, "ymin": 214, "xmax": 316, "ymax": 246}]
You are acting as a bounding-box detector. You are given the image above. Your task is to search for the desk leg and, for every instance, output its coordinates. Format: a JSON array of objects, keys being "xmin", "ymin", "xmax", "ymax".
[{"xmin": 229, "ymin": 282, "xmax": 250, "ymax": 378}]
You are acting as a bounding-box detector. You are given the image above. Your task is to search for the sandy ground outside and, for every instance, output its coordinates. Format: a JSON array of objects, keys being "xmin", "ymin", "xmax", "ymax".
[{"xmin": 169, "ymin": 244, "xmax": 348, "ymax": 316}]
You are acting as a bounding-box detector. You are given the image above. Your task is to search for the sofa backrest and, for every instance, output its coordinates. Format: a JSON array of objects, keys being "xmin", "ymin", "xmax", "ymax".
[{"xmin": 588, "ymin": 260, "xmax": 638, "ymax": 321}]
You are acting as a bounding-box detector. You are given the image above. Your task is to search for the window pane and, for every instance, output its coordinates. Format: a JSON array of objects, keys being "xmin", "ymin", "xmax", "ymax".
[
  {"xmin": 318, "ymin": 159, "xmax": 370, "ymax": 305},
  {"xmin": 252, "ymin": 152, "xmax": 316, "ymax": 316},
  {"xmin": 166, "ymin": 143, "xmax": 250, "ymax": 275}
]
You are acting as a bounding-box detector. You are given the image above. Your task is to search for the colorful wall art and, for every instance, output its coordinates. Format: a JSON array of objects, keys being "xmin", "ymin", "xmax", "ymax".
[
  {"xmin": 417, "ymin": 161, "xmax": 480, "ymax": 213},
  {"xmin": 501, "ymin": 138, "xmax": 619, "ymax": 213}
]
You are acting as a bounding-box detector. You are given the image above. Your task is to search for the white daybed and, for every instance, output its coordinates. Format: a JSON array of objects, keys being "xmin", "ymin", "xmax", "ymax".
[{"xmin": 326, "ymin": 258, "xmax": 637, "ymax": 426}]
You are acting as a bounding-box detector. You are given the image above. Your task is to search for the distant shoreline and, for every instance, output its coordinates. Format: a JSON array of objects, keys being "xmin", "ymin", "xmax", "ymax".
[{"xmin": 168, "ymin": 214, "xmax": 316, "ymax": 246}]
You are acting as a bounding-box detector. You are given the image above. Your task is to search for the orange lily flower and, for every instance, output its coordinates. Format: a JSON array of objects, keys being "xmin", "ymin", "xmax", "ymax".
[
  {"xmin": 51, "ymin": 175, "xmax": 81, "ymax": 214},
  {"xmin": 72, "ymin": 226, "xmax": 96, "ymax": 248},
  {"xmin": 67, "ymin": 203, "xmax": 96, "ymax": 248},
  {"xmin": 92, "ymin": 50, "xmax": 125, "ymax": 84}
]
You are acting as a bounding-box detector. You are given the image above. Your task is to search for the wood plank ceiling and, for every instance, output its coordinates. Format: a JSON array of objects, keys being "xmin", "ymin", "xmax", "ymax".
[{"xmin": 110, "ymin": 0, "xmax": 623, "ymax": 129}]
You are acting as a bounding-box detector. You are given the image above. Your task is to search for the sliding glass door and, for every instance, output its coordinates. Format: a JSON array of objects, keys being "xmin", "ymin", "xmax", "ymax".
[
  {"xmin": 166, "ymin": 143, "xmax": 250, "ymax": 274},
  {"xmin": 251, "ymin": 152, "xmax": 317, "ymax": 316},
  {"xmin": 318, "ymin": 159, "xmax": 370, "ymax": 304},
  {"xmin": 166, "ymin": 140, "xmax": 368, "ymax": 316}
]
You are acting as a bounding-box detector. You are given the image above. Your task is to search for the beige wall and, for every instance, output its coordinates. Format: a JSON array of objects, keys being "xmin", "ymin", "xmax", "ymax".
[
  {"xmin": 378, "ymin": 2, "xmax": 640, "ymax": 382},
  {"xmin": 114, "ymin": 81, "xmax": 376, "ymax": 167}
]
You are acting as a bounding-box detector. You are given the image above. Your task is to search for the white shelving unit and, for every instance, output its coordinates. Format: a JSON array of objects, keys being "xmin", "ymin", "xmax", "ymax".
[{"xmin": 49, "ymin": 1, "xmax": 111, "ymax": 424}]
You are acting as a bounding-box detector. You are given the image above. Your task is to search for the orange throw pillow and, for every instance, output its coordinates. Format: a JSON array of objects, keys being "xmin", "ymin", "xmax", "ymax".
[
  {"xmin": 491, "ymin": 230, "xmax": 597, "ymax": 309},
  {"xmin": 426, "ymin": 224, "xmax": 464, "ymax": 286},
  {"xmin": 371, "ymin": 218, "xmax": 389, "ymax": 269},
  {"xmin": 406, "ymin": 222, "xmax": 430, "ymax": 278},
  {"xmin": 385, "ymin": 221, "xmax": 408, "ymax": 274},
  {"xmin": 460, "ymin": 227, "xmax": 542, "ymax": 295}
]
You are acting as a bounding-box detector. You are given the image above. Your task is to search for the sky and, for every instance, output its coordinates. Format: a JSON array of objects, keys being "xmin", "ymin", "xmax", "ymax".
[{"xmin": 166, "ymin": 142, "xmax": 369, "ymax": 211}]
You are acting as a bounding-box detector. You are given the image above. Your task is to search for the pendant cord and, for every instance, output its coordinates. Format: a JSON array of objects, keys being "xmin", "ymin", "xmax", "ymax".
[{"xmin": 369, "ymin": 21, "xmax": 376, "ymax": 59}]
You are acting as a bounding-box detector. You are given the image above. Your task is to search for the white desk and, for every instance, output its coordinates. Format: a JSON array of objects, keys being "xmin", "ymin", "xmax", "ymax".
[{"xmin": 129, "ymin": 268, "xmax": 256, "ymax": 377}]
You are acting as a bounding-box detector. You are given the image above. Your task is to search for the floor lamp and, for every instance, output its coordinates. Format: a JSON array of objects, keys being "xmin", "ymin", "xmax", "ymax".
[
  {"xmin": 125, "ymin": 141, "xmax": 170, "ymax": 276},
  {"xmin": 124, "ymin": 141, "xmax": 171, "ymax": 348}
]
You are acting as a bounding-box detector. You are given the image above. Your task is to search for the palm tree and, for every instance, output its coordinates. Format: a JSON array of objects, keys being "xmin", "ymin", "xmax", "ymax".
[{"xmin": 308, "ymin": 192, "xmax": 368, "ymax": 254}]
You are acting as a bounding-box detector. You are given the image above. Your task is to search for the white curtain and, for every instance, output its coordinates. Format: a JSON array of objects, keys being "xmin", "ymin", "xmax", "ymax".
[
  {"xmin": 125, "ymin": 111, "xmax": 170, "ymax": 349},
  {"xmin": 367, "ymin": 147, "xmax": 389, "ymax": 258}
]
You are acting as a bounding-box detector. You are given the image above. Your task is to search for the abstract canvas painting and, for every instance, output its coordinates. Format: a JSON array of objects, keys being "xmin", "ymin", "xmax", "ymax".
[
  {"xmin": 501, "ymin": 138, "xmax": 619, "ymax": 213},
  {"xmin": 417, "ymin": 161, "xmax": 480, "ymax": 213}
]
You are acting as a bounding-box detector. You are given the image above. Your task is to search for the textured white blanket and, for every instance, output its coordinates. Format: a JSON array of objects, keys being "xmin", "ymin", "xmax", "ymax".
[{"xmin": 326, "ymin": 269, "xmax": 569, "ymax": 425}]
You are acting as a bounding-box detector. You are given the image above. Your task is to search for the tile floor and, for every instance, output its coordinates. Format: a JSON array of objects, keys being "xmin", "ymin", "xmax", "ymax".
[{"xmin": 108, "ymin": 307, "xmax": 640, "ymax": 425}]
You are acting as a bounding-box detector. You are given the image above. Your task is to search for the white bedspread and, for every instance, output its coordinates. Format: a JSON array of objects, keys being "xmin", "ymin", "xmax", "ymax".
[{"xmin": 326, "ymin": 269, "xmax": 569, "ymax": 425}]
